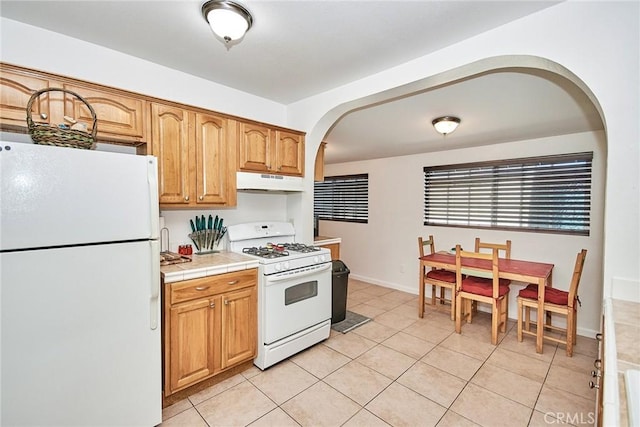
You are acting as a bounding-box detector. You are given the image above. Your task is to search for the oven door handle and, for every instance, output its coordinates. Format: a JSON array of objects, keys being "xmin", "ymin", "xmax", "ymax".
[{"xmin": 266, "ymin": 262, "xmax": 332, "ymax": 283}]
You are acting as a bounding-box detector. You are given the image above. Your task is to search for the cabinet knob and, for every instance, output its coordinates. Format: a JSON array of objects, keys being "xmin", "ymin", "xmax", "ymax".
[
  {"xmin": 40, "ymin": 113, "xmax": 48, "ymax": 119},
  {"xmin": 210, "ymin": 302, "xmax": 215, "ymax": 308},
  {"xmin": 184, "ymin": 195, "xmax": 190, "ymax": 201},
  {"xmin": 596, "ymin": 333, "xmax": 603, "ymax": 341},
  {"xmin": 589, "ymin": 381, "xmax": 600, "ymax": 389},
  {"xmin": 224, "ymin": 300, "xmax": 229, "ymax": 305},
  {"xmin": 594, "ymin": 359, "xmax": 602, "ymax": 369},
  {"xmin": 591, "ymin": 370, "xmax": 601, "ymax": 378},
  {"xmin": 199, "ymin": 195, "xmax": 204, "ymax": 201}
]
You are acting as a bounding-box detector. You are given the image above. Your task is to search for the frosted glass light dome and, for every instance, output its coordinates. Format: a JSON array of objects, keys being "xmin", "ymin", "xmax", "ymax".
[{"xmin": 202, "ymin": 0, "xmax": 253, "ymax": 44}]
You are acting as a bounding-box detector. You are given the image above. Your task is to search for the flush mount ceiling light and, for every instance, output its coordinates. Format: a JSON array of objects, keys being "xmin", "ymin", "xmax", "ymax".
[
  {"xmin": 202, "ymin": 0, "xmax": 253, "ymax": 45},
  {"xmin": 432, "ymin": 116, "xmax": 461, "ymax": 135}
]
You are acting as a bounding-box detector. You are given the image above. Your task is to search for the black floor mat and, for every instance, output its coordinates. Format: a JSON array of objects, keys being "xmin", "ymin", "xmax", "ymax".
[{"xmin": 331, "ymin": 311, "xmax": 372, "ymax": 333}]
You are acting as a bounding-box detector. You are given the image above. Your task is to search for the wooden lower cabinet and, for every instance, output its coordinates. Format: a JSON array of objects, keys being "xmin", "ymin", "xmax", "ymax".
[
  {"xmin": 169, "ymin": 297, "xmax": 219, "ymax": 392},
  {"xmin": 163, "ymin": 269, "xmax": 257, "ymax": 397}
]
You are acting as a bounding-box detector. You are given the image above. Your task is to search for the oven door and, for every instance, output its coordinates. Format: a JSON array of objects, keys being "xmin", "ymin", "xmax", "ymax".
[{"xmin": 262, "ymin": 262, "xmax": 332, "ymax": 345}]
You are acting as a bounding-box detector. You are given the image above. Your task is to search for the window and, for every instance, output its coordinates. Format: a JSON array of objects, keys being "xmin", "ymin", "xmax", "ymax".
[
  {"xmin": 314, "ymin": 174, "xmax": 368, "ymax": 223},
  {"xmin": 423, "ymin": 153, "xmax": 592, "ymax": 235}
]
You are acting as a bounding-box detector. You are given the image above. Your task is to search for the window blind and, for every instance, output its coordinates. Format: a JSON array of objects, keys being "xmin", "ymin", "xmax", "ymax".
[
  {"xmin": 314, "ymin": 174, "xmax": 368, "ymax": 223},
  {"xmin": 424, "ymin": 152, "xmax": 592, "ymax": 235}
]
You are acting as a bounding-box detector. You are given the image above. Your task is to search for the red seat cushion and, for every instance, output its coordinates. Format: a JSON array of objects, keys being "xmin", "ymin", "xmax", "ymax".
[
  {"xmin": 465, "ymin": 275, "xmax": 512, "ymax": 287},
  {"xmin": 518, "ymin": 284, "xmax": 569, "ymax": 305},
  {"xmin": 426, "ymin": 269, "xmax": 456, "ymax": 283},
  {"xmin": 460, "ymin": 278, "xmax": 510, "ymax": 298}
]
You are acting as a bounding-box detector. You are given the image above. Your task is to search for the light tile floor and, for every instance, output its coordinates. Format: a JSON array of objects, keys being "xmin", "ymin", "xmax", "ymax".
[{"xmin": 161, "ymin": 279, "xmax": 598, "ymax": 427}]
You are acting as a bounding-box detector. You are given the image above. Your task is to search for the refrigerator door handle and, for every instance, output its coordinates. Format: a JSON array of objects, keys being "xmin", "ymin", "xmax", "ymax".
[
  {"xmin": 147, "ymin": 157, "xmax": 160, "ymax": 240},
  {"xmin": 150, "ymin": 240, "xmax": 160, "ymax": 330}
]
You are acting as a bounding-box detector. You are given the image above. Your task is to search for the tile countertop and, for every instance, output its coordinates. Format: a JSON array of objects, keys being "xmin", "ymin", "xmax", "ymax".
[
  {"xmin": 314, "ymin": 236, "xmax": 341, "ymax": 246},
  {"xmin": 160, "ymin": 251, "xmax": 259, "ymax": 284}
]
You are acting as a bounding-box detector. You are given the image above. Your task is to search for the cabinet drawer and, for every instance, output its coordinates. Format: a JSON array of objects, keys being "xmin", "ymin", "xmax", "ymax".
[{"xmin": 170, "ymin": 269, "xmax": 257, "ymax": 305}]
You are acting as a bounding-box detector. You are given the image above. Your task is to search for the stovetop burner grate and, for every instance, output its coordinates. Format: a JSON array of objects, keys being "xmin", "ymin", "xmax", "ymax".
[
  {"xmin": 241, "ymin": 242, "xmax": 323, "ymax": 259},
  {"xmin": 242, "ymin": 246, "xmax": 290, "ymax": 259},
  {"xmin": 281, "ymin": 243, "xmax": 321, "ymax": 253}
]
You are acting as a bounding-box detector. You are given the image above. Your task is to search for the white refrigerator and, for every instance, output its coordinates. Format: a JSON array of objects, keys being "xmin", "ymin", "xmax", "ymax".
[{"xmin": 0, "ymin": 142, "xmax": 162, "ymax": 426}]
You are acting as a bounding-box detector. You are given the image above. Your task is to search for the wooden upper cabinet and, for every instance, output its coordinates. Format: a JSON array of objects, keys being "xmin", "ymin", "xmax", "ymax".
[
  {"xmin": 195, "ymin": 113, "xmax": 237, "ymax": 206},
  {"xmin": 151, "ymin": 103, "xmax": 191, "ymax": 205},
  {"xmin": 238, "ymin": 122, "xmax": 273, "ymax": 173},
  {"xmin": 0, "ymin": 68, "xmax": 55, "ymax": 128},
  {"xmin": 238, "ymin": 120, "xmax": 305, "ymax": 177},
  {"xmin": 314, "ymin": 142, "xmax": 327, "ymax": 182},
  {"xmin": 276, "ymin": 130, "xmax": 304, "ymax": 176},
  {"xmin": 0, "ymin": 64, "xmax": 146, "ymax": 143},
  {"xmin": 62, "ymin": 84, "xmax": 146, "ymax": 142},
  {"xmin": 150, "ymin": 102, "xmax": 237, "ymax": 208}
]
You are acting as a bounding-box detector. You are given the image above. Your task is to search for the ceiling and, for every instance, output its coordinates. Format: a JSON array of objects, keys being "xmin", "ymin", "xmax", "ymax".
[{"xmin": 0, "ymin": 1, "xmax": 603, "ymax": 164}]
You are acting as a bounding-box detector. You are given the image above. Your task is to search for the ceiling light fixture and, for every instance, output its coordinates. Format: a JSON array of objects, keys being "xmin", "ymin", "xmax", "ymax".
[
  {"xmin": 432, "ymin": 116, "xmax": 461, "ymax": 135},
  {"xmin": 202, "ymin": 0, "xmax": 253, "ymax": 45}
]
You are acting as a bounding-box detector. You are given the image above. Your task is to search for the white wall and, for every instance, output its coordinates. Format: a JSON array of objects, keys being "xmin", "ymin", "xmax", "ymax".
[
  {"xmin": 0, "ymin": 19, "xmax": 286, "ymax": 125},
  {"xmin": 321, "ymin": 131, "xmax": 605, "ymax": 336},
  {"xmin": 159, "ymin": 193, "xmax": 288, "ymax": 253},
  {"xmin": 289, "ymin": 2, "xmax": 639, "ymax": 308}
]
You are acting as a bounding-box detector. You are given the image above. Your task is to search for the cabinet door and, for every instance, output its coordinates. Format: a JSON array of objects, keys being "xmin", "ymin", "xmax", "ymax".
[
  {"xmin": 314, "ymin": 142, "xmax": 327, "ymax": 182},
  {"xmin": 221, "ymin": 287, "xmax": 257, "ymax": 369},
  {"xmin": 150, "ymin": 103, "xmax": 191, "ymax": 205},
  {"xmin": 63, "ymin": 84, "xmax": 145, "ymax": 141},
  {"xmin": 275, "ymin": 130, "xmax": 305, "ymax": 176},
  {"xmin": 238, "ymin": 122, "xmax": 273, "ymax": 172},
  {"xmin": 0, "ymin": 70, "xmax": 54, "ymax": 129},
  {"xmin": 195, "ymin": 113, "xmax": 231, "ymax": 205},
  {"xmin": 169, "ymin": 297, "xmax": 220, "ymax": 393}
]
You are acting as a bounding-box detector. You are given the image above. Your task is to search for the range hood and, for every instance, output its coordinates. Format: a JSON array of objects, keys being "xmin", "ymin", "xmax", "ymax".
[{"xmin": 236, "ymin": 171, "xmax": 304, "ymax": 192}]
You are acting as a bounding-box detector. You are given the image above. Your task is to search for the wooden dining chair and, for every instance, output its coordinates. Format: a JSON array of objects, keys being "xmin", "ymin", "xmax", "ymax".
[
  {"xmin": 465, "ymin": 238, "xmax": 513, "ymax": 320},
  {"xmin": 418, "ymin": 236, "xmax": 456, "ymax": 320},
  {"xmin": 475, "ymin": 237, "xmax": 512, "ymax": 259},
  {"xmin": 454, "ymin": 245, "xmax": 510, "ymax": 345},
  {"xmin": 516, "ymin": 249, "xmax": 587, "ymax": 356}
]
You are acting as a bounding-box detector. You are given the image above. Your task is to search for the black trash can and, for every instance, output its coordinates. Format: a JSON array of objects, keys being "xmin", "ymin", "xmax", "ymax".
[{"xmin": 331, "ymin": 260, "xmax": 350, "ymax": 324}]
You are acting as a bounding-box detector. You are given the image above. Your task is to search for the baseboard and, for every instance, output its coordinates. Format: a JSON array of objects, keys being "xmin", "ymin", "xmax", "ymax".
[
  {"xmin": 348, "ymin": 273, "xmax": 599, "ymax": 338},
  {"xmin": 349, "ymin": 273, "xmax": 417, "ymax": 295},
  {"xmin": 611, "ymin": 276, "xmax": 640, "ymax": 303}
]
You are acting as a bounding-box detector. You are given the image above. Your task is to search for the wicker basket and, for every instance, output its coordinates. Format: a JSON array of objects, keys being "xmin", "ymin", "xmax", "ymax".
[{"xmin": 26, "ymin": 88, "xmax": 98, "ymax": 150}]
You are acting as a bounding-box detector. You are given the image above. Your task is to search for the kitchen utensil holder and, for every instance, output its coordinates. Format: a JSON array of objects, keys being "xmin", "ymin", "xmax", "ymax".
[
  {"xmin": 189, "ymin": 230, "xmax": 225, "ymax": 255},
  {"xmin": 26, "ymin": 88, "xmax": 98, "ymax": 150}
]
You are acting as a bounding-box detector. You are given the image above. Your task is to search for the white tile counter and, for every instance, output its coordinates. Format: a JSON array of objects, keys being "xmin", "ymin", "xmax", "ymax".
[
  {"xmin": 603, "ymin": 298, "xmax": 640, "ymax": 427},
  {"xmin": 314, "ymin": 236, "xmax": 342, "ymax": 246},
  {"xmin": 160, "ymin": 251, "xmax": 259, "ymax": 283}
]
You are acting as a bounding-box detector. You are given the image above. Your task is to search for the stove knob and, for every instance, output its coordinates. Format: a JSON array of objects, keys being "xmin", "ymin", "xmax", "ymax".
[
  {"xmin": 283, "ymin": 261, "xmax": 290, "ymax": 270},
  {"xmin": 275, "ymin": 263, "xmax": 281, "ymax": 271},
  {"xmin": 318, "ymin": 254, "xmax": 326, "ymax": 263},
  {"xmin": 313, "ymin": 256, "xmax": 319, "ymax": 264}
]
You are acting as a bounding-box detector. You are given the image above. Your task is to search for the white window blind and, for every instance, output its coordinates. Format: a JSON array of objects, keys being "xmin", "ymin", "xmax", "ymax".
[
  {"xmin": 314, "ymin": 174, "xmax": 368, "ymax": 223},
  {"xmin": 424, "ymin": 152, "xmax": 592, "ymax": 235}
]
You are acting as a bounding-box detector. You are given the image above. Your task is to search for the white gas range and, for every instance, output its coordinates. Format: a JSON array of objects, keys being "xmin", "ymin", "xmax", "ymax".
[{"xmin": 227, "ymin": 222, "xmax": 332, "ymax": 370}]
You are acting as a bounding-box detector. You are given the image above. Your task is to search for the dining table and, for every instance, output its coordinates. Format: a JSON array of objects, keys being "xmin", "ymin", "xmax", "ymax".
[{"xmin": 419, "ymin": 251, "xmax": 555, "ymax": 353}]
